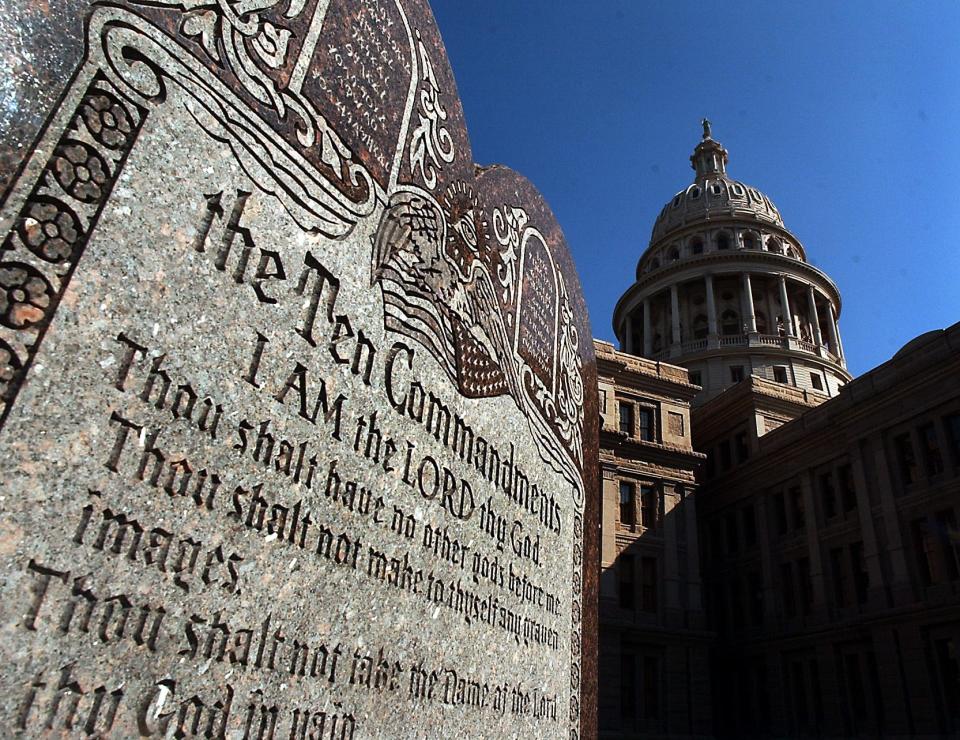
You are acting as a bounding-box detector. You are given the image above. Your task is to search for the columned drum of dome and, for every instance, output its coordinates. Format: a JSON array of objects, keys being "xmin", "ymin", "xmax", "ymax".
[{"xmin": 613, "ymin": 122, "xmax": 852, "ymax": 403}]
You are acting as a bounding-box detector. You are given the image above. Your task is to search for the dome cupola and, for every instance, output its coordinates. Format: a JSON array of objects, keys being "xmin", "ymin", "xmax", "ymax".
[{"xmin": 691, "ymin": 118, "xmax": 728, "ymax": 178}]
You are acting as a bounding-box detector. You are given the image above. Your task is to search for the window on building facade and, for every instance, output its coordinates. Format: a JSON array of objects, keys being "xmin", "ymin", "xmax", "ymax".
[
  {"xmin": 693, "ymin": 314, "xmax": 708, "ymax": 339},
  {"xmin": 756, "ymin": 310, "xmax": 769, "ymax": 334},
  {"xmin": 850, "ymin": 541, "xmax": 869, "ymax": 604},
  {"xmin": 830, "ymin": 547, "xmax": 848, "ymax": 608},
  {"xmin": 810, "ymin": 372, "xmax": 824, "ymax": 391},
  {"xmin": 620, "ymin": 650, "xmax": 636, "ymax": 722},
  {"xmin": 730, "ymin": 365, "xmax": 745, "ymax": 383},
  {"xmin": 748, "ymin": 570, "xmax": 764, "ymax": 625},
  {"xmin": 743, "ymin": 504, "xmax": 757, "ymax": 548},
  {"xmin": 618, "ymin": 554, "xmax": 635, "ymax": 609},
  {"xmin": 735, "ymin": 431, "xmax": 750, "ymax": 463},
  {"xmin": 838, "ymin": 464, "xmax": 857, "ymax": 512},
  {"xmin": 722, "ymin": 310, "xmax": 740, "ymax": 336},
  {"xmin": 774, "ymin": 492, "xmax": 789, "ymax": 535},
  {"xmin": 717, "ymin": 233, "xmax": 730, "ymax": 250},
  {"xmin": 773, "ymin": 366, "xmax": 788, "ymax": 384},
  {"xmin": 781, "ymin": 562, "xmax": 797, "ymax": 617},
  {"xmin": 919, "ymin": 423, "xmax": 945, "ymax": 476},
  {"xmin": 619, "ymin": 481, "xmax": 636, "ymax": 526},
  {"xmin": 638, "ymin": 407, "xmax": 655, "ymax": 441},
  {"xmin": 719, "ymin": 439, "xmax": 732, "ymax": 471},
  {"xmin": 743, "ymin": 234, "xmax": 756, "ymax": 250},
  {"xmin": 844, "ymin": 653, "xmax": 868, "ymax": 722},
  {"xmin": 689, "ymin": 369, "xmax": 702, "ymax": 386},
  {"xmin": 729, "ymin": 577, "xmax": 744, "ymax": 625},
  {"xmin": 934, "ymin": 638, "xmax": 960, "ymax": 724},
  {"xmin": 912, "ymin": 518, "xmax": 938, "ymax": 586},
  {"xmin": 798, "ymin": 557, "xmax": 813, "ymax": 616},
  {"xmin": 642, "ymin": 656, "xmax": 661, "ymax": 720},
  {"xmin": 790, "ymin": 487, "xmax": 805, "ymax": 531},
  {"xmin": 821, "ymin": 472, "xmax": 837, "ymax": 519},
  {"xmin": 618, "ymin": 401, "xmax": 634, "ymax": 436},
  {"xmin": 691, "ymin": 238, "xmax": 704, "ymax": 255},
  {"xmin": 935, "ymin": 509, "xmax": 960, "ymax": 581},
  {"xmin": 641, "ymin": 557, "xmax": 658, "ymax": 613},
  {"xmin": 726, "ymin": 513, "xmax": 740, "ymax": 554},
  {"xmin": 945, "ymin": 413, "xmax": 960, "ymax": 465},
  {"xmin": 894, "ymin": 433, "xmax": 920, "ymax": 485},
  {"xmin": 599, "ymin": 389, "xmax": 607, "ymax": 414},
  {"xmin": 640, "ymin": 485, "xmax": 657, "ymax": 529}
]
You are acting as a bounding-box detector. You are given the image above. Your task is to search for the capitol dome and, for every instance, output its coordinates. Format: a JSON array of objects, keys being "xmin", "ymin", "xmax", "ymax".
[
  {"xmin": 614, "ymin": 121, "xmax": 851, "ymax": 404},
  {"xmin": 650, "ymin": 126, "xmax": 786, "ymax": 242}
]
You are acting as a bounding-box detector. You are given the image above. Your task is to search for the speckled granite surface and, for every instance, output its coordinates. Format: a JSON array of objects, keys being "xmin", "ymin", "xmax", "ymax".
[{"xmin": 0, "ymin": 2, "xmax": 598, "ymax": 736}]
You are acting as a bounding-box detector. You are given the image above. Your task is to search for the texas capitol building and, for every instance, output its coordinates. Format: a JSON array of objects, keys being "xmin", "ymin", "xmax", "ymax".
[{"xmin": 596, "ymin": 123, "xmax": 960, "ymax": 738}]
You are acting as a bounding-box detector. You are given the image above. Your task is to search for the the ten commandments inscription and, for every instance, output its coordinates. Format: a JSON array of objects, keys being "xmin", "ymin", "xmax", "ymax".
[{"xmin": 0, "ymin": 1, "xmax": 598, "ymax": 737}]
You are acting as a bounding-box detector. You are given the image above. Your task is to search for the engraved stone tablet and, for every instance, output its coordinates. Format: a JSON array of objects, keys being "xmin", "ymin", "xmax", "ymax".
[{"xmin": 0, "ymin": 2, "xmax": 598, "ymax": 737}]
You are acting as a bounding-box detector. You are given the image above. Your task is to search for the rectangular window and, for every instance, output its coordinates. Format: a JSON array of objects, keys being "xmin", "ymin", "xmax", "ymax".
[
  {"xmin": 689, "ymin": 369, "xmax": 702, "ymax": 386},
  {"xmin": 638, "ymin": 407, "xmax": 655, "ymax": 441},
  {"xmin": 735, "ymin": 431, "xmax": 750, "ymax": 463},
  {"xmin": 850, "ymin": 541, "xmax": 869, "ymax": 604},
  {"xmin": 730, "ymin": 365, "xmax": 745, "ymax": 383},
  {"xmin": 838, "ymin": 464, "xmax": 857, "ymax": 512},
  {"xmin": 743, "ymin": 504, "xmax": 757, "ymax": 548},
  {"xmin": 935, "ymin": 509, "xmax": 960, "ymax": 581},
  {"xmin": 919, "ymin": 423, "xmax": 944, "ymax": 476},
  {"xmin": 726, "ymin": 512, "xmax": 740, "ymax": 554},
  {"xmin": 712, "ymin": 583, "xmax": 727, "ymax": 633},
  {"xmin": 775, "ymin": 492, "xmax": 789, "ymax": 535},
  {"xmin": 599, "ymin": 389, "xmax": 607, "ymax": 414},
  {"xmin": 845, "ymin": 653, "xmax": 867, "ymax": 720},
  {"xmin": 773, "ymin": 366, "xmax": 788, "ymax": 383},
  {"xmin": 830, "ymin": 546, "xmax": 848, "ymax": 608},
  {"xmin": 798, "ymin": 557, "xmax": 813, "ymax": 616},
  {"xmin": 620, "ymin": 651, "xmax": 636, "ymax": 721},
  {"xmin": 618, "ymin": 401, "xmax": 634, "ymax": 436},
  {"xmin": 729, "ymin": 577, "xmax": 743, "ymax": 624},
  {"xmin": 719, "ymin": 439, "xmax": 732, "ymax": 471},
  {"xmin": 781, "ymin": 562, "xmax": 796, "ymax": 617},
  {"xmin": 748, "ymin": 570, "xmax": 764, "ymax": 625},
  {"xmin": 934, "ymin": 638, "xmax": 960, "ymax": 722},
  {"xmin": 618, "ymin": 554, "xmax": 635, "ymax": 609},
  {"xmin": 790, "ymin": 661, "xmax": 809, "ymax": 730},
  {"xmin": 912, "ymin": 518, "xmax": 938, "ymax": 585},
  {"xmin": 894, "ymin": 433, "xmax": 919, "ymax": 485},
  {"xmin": 641, "ymin": 485, "xmax": 657, "ymax": 529},
  {"xmin": 821, "ymin": 472, "xmax": 837, "ymax": 519},
  {"xmin": 641, "ymin": 557, "xmax": 658, "ymax": 613},
  {"xmin": 711, "ymin": 520, "xmax": 724, "ymax": 559},
  {"xmin": 945, "ymin": 413, "xmax": 960, "ymax": 464},
  {"xmin": 619, "ymin": 481, "xmax": 636, "ymax": 526},
  {"xmin": 790, "ymin": 487, "xmax": 805, "ymax": 531},
  {"xmin": 810, "ymin": 372, "xmax": 824, "ymax": 391},
  {"xmin": 643, "ymin": 656, "xmax": 661, "ymax": 719}
]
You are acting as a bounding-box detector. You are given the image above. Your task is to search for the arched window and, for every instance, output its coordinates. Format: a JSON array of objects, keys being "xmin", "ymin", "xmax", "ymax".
[
  {"xmin": 691, "ymin": 238, "xmax": 704, "ymax": 255},
  {"xmin": 721, "ymin": 309, "xmax": 740, "ymax": 336},
  {"xmin": 786, "ymin": 246, "xmax": 799, "ymax": 259},
  {"xmin": 689, "ymin": 185, "xmax": 702, "ymax": 200},
  {"xmin": 743, "ymin": 233, "xmax": 755, "ymax": 250},
  {"xmin": 766, "ymin": 237, "xmax": 779, "ymax": 253},
  {"xmin": 755, "ymin": 311, "xmax": 768, "ymax": 334},
  {"xmin": 650, "ymin": 257, "xmax": 660, "ymax": 270},
  {"xmin": 668, "ymin": 247, "xmax": 680, "ymax": 262},
  {"xmin": 652, "ymin": 333, "xmax": 663, "ymax": 352},
  {"xmin": 717, "ymin": 232, "xmax": 730, "ymax": 250},
  {"xmin": 693, "ymin": 314, "xmax": 708, "ymax": 340},
  {"xmin": 711, "ymin": 182, "xmax": 722, "ymax": 196}
]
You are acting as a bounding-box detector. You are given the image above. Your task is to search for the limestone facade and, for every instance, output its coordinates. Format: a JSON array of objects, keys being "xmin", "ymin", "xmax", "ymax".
[
  {"xmin": 697, "ymin": 324, "xmax": 960, "ymax": 738},
  {"xmin": 595, "ymin": 340, "xmax": 713, "ymax": 738}
]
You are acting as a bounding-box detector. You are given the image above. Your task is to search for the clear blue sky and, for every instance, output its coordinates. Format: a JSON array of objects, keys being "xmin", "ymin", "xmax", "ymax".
[{"xmin": 431, "ymin": 0, "xmax": 960, "ymax": 377}]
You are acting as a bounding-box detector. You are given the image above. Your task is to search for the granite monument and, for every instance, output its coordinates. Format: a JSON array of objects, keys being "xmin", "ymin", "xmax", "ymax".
[{"xmin": 0, "ymin": 1, "xmax": 598, "ymax": 736}]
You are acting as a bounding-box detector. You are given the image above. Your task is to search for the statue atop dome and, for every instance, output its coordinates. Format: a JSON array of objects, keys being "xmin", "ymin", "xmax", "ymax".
[{"xmin": 701, "ymin": 117, "xmax": 712, "ymax": 139}]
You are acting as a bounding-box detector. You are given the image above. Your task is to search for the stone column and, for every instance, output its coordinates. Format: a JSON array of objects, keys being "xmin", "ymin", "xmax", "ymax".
[
  {"xmin": 663, "ymin": 487, "xmax": 681, "ymax": 625},
  {"xmin": 848, "ymin": 446, "xmax": 886, "ymax": 608},
  {"xmin": 684, "ymin": 488, "xmax": 703, "ymax": 622},
  {"xmin": 670, "ymin": 283, "xmax": 681, "ymax": 346},
  {"xmin": 831, "ymin": 304, "xmax": 846, "ymax": 360},
  {"xmin": 807, "ymin": 285, "xmax": 823, "ymax": 346},
  {"xmin": 742, "ymin": 273, "xmax": 757, "ymax": 333},
  {"xmin": 624, "ymin": 312, "xmax": 634, "ymax": 353},
  {"xmin": 778, "ymin": 275, "xmax": 794, "ymax": 336},
  {"xmin": 869, "ymin": 431, "xmax": 912, "ymax": 605},
  {"xmin": 825, "ymin": 302, "xmax": 840, "ymax": 356},
  {"xmin": 705, "ymin": 274, "xmax": 718, "ymax": 338},
  {"xmin": 642, "ymin": 298, "xmax": 652, "ymax": 356}
]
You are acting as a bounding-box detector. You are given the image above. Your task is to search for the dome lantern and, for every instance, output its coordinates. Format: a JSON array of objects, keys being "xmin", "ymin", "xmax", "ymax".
[{"xmin": 690, "ymin": 117, "xmax": 728, "ymax": 178}]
